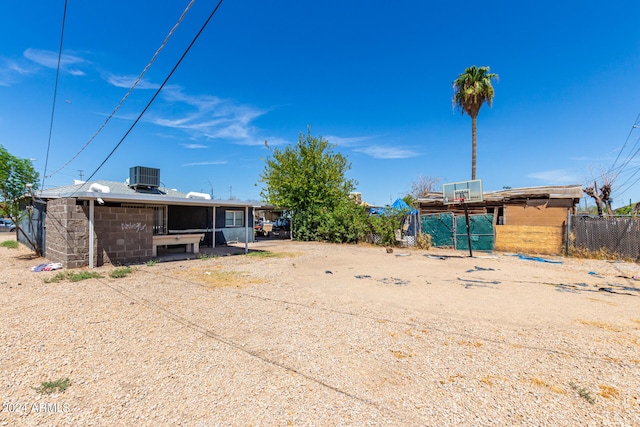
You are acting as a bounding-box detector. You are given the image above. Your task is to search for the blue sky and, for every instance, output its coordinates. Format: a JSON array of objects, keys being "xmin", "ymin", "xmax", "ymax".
[{"xmin": 1, "ymin": 1, "xmax": 640, "ymax": 207}]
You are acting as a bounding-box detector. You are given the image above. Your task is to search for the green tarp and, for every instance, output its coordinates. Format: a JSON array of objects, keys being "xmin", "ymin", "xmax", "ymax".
[
  {"xmin": 420, "ymin": 213, "xmax": 494, "ymax": 251},
  {"xmin": 420, "ymin": 213, "xmax": 454, "ymax": 247},
  {"xmin": 455, "ymin": 214, "xmax": 494, "ymax": 251}
]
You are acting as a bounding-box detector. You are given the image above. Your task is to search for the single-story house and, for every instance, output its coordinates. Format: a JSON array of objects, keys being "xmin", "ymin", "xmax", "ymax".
[
  {"xmin": 24, "ymin": 166, "xmax": 261, "ymax": 268},
  {"xmin": 417, "ymin": 185, "xmax": 584, "ymax": 255}
]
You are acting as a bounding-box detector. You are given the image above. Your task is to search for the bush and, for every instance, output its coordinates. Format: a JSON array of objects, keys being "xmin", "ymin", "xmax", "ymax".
[
  {"xmin": 367, "ymin": 212, "xmax": 405, "ymax": 246},
  {"xmin": 415, "ymin": 233, "xmax": 432, "ymax": 250},
  {"xmin": 316, "ymin": 200, "xmax": 369, "ymax": 243}
]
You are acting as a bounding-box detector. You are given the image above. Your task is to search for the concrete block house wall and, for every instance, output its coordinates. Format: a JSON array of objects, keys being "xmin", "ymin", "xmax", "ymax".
[
  {"xmin": 45, "ymin": 198, "xmax": 153, "ymax": 268},
  {"xmin": 93, "ymin": 206, "xmax": 153, "ymax": 266},
  {"xmin": 45, "ymin": 198, "xmax": 90, "ymax": 268}
]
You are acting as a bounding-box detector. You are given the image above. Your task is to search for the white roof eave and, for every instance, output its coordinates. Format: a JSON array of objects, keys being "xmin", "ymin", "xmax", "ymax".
[{"xmin": 41, "ymin": 191, "xmax": 257, "ymax": 208}]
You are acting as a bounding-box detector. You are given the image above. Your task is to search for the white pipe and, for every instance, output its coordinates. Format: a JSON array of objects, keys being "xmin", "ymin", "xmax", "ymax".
[
  {"xmin": 89, "ymin": 183, "xmax": 111, "ymax": 193},
  {"xmin": 186, "ymin": 191, "xmax": 211, "ymax": 199}
]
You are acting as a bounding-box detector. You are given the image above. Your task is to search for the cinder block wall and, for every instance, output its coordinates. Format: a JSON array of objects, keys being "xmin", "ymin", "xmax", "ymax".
[
  {"xmin": 45, "ymin": 198, "xmax": 90, "ymax": 268},
  {"xmin": 45, "ymin": 199, "xmax": 154, "ymax": 268},
  {"xmin": 93, "ymin": 206, "xmax": 153, "ymax": 266}
]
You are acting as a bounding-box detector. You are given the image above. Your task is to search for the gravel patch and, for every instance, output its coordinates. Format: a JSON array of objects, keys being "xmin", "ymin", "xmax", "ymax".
[{"xmin": 1, "ymin": 234, "xmax": 639, "ymax": 426}]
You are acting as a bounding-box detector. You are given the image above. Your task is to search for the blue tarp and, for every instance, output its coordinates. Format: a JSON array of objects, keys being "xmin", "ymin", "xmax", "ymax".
[{"xmin": 371, "ymin": 198, "xmax": 418, "ymax": 216}]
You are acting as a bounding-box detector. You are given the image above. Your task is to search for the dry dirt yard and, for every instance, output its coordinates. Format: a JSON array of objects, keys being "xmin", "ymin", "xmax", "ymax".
[{"xmin": 1, "ymin": 233, "xmax": 639, "ymax": 426}]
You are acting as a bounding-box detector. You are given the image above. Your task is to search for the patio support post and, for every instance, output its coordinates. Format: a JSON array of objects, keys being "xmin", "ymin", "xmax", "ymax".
[
  {"xmin": 212, "ymin": 206, "xmax": 216, "ymax": 248},
  {"xmin": 89, "ymin": 199, "xmax": 95, "ymax": 269},
  {"xmin": 244, "ymin": 206, "xmax": 249, "ymax": 254},
  {"xmin": 566, "ymin": 209, "xmax": 571, "ymax": 256}
]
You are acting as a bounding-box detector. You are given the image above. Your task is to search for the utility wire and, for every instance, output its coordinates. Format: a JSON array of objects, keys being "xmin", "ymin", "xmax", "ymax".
[
  {"xmin": 612, "ymin": 163, "xmax": 640, "ymax": 198},
  {"xmin": 40, "ymin": 0, "xmax": 68, "ymax": 190},
  {"xmin": 46, "ymin": 0, "xmax": 196, "ymax": 180},
  {"xmin": 79, "ymin": 0, "xmax": 226, "ymax": 188},
  {"xmin": 608, "ymin": 112, "xmax": 640, "ymax": 181},
  {"xmin": 609, "ymin": 134, "xmax": 640, "ymax": 186}
]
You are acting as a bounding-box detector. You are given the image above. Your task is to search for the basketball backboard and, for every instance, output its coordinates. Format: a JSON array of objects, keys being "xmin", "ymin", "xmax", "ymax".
[{"xmin": 442, "ymin": 179, "xmax": 483, "ymax": 205}]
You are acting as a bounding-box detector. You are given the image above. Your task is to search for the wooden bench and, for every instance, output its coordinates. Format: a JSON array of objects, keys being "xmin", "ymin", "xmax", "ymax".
[{"xmin": 152, "ymin": 233, "xmax": 204, "ymax": 257}]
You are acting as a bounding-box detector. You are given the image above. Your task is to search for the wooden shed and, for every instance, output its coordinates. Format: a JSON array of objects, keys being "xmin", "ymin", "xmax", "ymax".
[{"xmin": 417, "ymin": 185, "xmax": 583, "ymax": 255}]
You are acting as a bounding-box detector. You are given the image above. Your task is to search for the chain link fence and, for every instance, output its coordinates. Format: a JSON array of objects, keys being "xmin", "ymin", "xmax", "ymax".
[{"xmin": 570, "ymin": 215, "xmax": 640, "ymax": 259}]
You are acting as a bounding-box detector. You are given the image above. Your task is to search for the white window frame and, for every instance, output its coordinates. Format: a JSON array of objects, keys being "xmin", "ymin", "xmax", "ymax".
[{"xmin": 225, "ymin": 210, "xmax": 244, "ymax": 227}]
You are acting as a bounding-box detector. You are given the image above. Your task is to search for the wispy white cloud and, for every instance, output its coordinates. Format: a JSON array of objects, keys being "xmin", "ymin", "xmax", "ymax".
[
  {"xmin": 325, "ymin": 135, "xmax": 373, "ymax": 147},
  {"xmin": 0, "ymin": 57, "xmax": 35, "ymax": 86},
  {"xmin": 104, "ymin": 73, "xmax": 161, "ymax": 90},
  {"xmin": 7, "ymin": 60, "xmax": 31, "ymax": 75},
  {"xmin": 354, "ymin": 145, "xmax": 419, "ymax": 159},
  {"xmin": 23, "ymin": 48, "xmax": 87, "ymax": 75},
  {"xmin": 528, "ymin": 169, "xmax": 580, "ymax": 184},
  {"xmin": 147, "ymin": 87, "xmax": 267, "ymax": 145},
  {"xmin": 324, "ymin": 133, "xmax": 418, "ymax": 159},
  {"xmin": 182, "ymin": 160, "xmax": 228, "ymax": 167},
  {"xmin": 183, "ymin": 143, "xmax": 207, "ymax": 149}
]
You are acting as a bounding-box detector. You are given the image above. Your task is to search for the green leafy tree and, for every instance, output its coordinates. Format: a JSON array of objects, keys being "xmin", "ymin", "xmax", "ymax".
[
  {"xmin": 260, "ymin": 128, "xmax": 357, "ymax": 241},
  {"xmin": 0, "ymin": 145, "xmax": 39, "ymax": 250},
  {"xmin": 316, "ymin": 198, "xmax": 369, "ymax": 243},
  {"xmin": 452, "ymin": 65, "xmax": 498, "ymax": 180}
]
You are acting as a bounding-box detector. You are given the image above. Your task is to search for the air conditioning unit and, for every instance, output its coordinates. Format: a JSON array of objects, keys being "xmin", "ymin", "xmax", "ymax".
[{"xmin": 129, "ymin": 166, "xmax": 160, "ymax": 188}]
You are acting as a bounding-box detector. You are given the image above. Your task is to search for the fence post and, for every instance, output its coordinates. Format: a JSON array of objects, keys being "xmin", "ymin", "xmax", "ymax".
[{"xmin": 565, "ymin": 211, "xmax": 571, "ymax": 256}]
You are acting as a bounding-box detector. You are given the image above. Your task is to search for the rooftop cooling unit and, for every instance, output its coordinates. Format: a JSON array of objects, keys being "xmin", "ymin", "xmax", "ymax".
[{"xmin": 129, "ymin": 166, "xmax": 160, "ymax": 189}]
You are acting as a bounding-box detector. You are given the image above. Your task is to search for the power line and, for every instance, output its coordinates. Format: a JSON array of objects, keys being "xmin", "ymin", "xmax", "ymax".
[
  {"xmin": 609, "ymin": 113, "xmax": 640, "ymax": 181},
  {"xmin": 40, "ymin": 0, "xmax": 68, "ymax": 190},
  {"xmin": 79, "ymin": 0, "xmax": 226, "ymax": 188},
  {"xmin": 46, "ymin": 0, "xmax": 196, "ymax": 180}
]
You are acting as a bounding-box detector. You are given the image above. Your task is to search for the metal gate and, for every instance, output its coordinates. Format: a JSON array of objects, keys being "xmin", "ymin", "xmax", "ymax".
[
  {"xmin": 455, "ymin": 213, "xmax": 494, "ymax": 251},
  {"xmin": 420, "ymin": 213, "xmax": 455, "ymax": 247},
  {"xmin": 421, "ymin": 212, "xmax": 494, "ymax": 250}
]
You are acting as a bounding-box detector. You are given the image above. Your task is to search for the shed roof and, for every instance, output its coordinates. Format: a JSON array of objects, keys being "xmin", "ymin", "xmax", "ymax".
[
  {"xmin": 483, "ymin": 185, "xmax": 584, "ymax": 201},
  {"xmin": 417, "ymin": 185, "xmax": 584, "ymax": 206}
]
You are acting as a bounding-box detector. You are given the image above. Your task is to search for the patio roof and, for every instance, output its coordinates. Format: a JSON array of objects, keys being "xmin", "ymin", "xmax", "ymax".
[{"xmin": 37, "ymin": 180, "xmax": 261, "ymax": 208}]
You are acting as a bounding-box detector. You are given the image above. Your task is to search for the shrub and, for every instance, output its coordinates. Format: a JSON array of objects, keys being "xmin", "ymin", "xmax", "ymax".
[
  {"xmin": 110, "ymin": 267, "xmax": 132, "ymax": 278},
  {"xmin": 316, "ymin": 200, "xmax": 369, "ymax": 243},
  {"xmin": 368, "ymin": 212, "xmax": 405, "ymax": 246},
  {"xmin": 34, "ymin": 377, "xmax": 70, "ymax": 394},
  {"xmin": 415, "ymin": 233, "xmax": 432, "ymax": 250},
  {"xmin": 44, "ymin": 271, "xmax": 102, "ymax": 283},
  {"xmin": 0, "ymin": 240, "xmax": 18, "ymax": 249}
]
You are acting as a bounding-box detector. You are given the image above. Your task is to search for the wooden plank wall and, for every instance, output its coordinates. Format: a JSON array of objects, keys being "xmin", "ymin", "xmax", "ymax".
[
  {"xmin": 495, "ymin": 225, "xmax": 565, "ymax": 255},
  {"xmin": 504, "ymin": 205, "xmax": 567, "ymax": 227}
]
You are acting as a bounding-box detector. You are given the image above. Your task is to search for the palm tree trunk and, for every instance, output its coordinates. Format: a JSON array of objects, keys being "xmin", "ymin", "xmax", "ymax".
[{"xmin": 471, "ymin": 115, "xmax": 477, "ymax": 180}]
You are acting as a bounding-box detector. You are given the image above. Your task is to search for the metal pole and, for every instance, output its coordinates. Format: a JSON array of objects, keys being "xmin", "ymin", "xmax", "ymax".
[
  {"xmin": 566, "ymin": 209, "xmax": 571, "ymax": 256},
  {"xmin": 463, "ymin": 202, "xmax": 473, "ymax": 257}
]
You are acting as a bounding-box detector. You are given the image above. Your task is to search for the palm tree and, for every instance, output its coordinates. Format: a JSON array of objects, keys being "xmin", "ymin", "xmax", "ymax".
[{"xmin": 452, "ymin": 66, "xmax": 498, "ymax": 180}]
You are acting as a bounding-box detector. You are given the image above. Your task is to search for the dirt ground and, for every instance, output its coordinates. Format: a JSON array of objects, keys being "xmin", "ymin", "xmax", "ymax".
[{"xmin": 1, "ymin": 232, "xmax": 639, "ymax": 426}]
